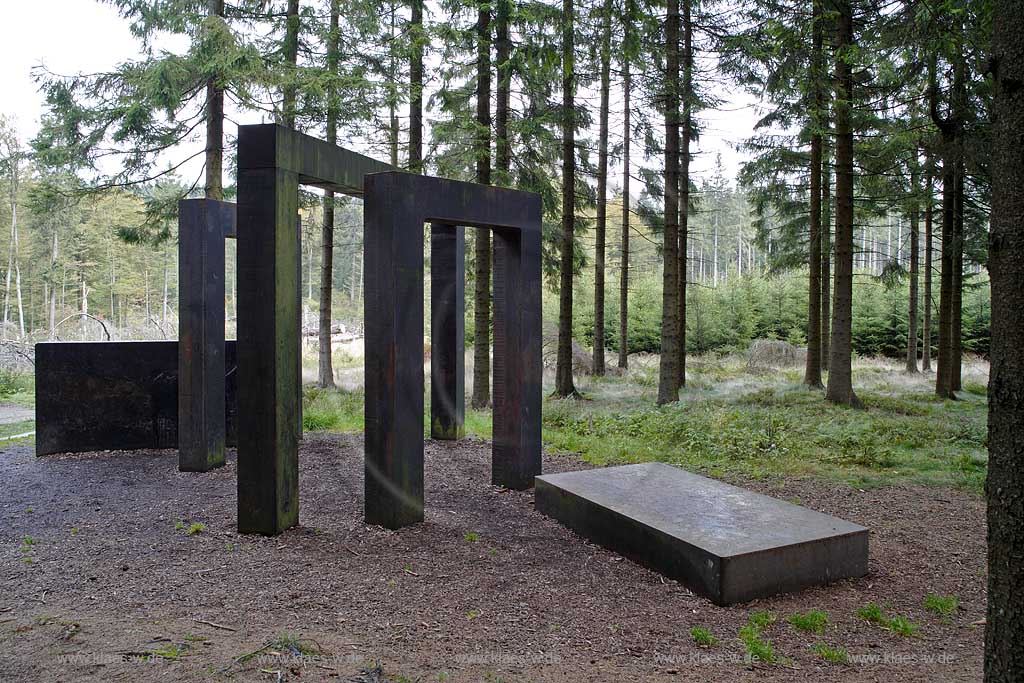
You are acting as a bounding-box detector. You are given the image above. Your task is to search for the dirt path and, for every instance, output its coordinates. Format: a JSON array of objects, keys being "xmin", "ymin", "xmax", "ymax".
[
  {"xmin": 0, "ymin": 435, "xmax": 985, "ymax": 682},
  {"xmin": 0, "ymin": 403, "xmax": 33, "ymax": 425}
]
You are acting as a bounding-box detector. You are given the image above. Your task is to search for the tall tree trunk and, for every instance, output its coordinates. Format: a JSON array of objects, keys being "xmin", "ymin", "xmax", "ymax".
[
  {"xmin": 282, "ymin": 0, "xmax": 300, "ymax": 128},
  {"xmin": 676, "ymin": 0, "xmax": 691, "ymax": 389},
  {"xmin": 109, "ymin": 242, "xmax": 116, "ymax": 325},
  {"xmin": 618, "ymin": 17, "xmax": 631, "ymax": 370},
  {"xmin": 3, "ymin": 152, "xmax": 15, "ymax": 339},
  {"xmin": 349, "ymin": 245, "xmax": 358, "ymax": 301},
  {"xmin": 471, "ymin": 2, "xmax": 493, "ymax": 409},
  {"xmin": 936, "ymin": 154, "xmax": 955, "ymax": 397},
  {"xmin": 712, "ymin": 218, "xmax": 718, "ymax": 285},
  {"xmin": 951, "ymin": 157, "xmax": 964, "ymax": 391},
  {"xmin": 204, "ymin": 0, "xmax": 225, "ymax": 199},
  {"xmin": 985, "ymin": 2, "xmax": 1024, "ymax": 676},
  {"xmin": 824, "ymin": 0, "xmax": 859, "ymax": 407},
  {"xmin": 408, "ymin": 0, "xmax": 424, "ymax": 173},
  {"xmin": 554, "ymin": 0, "xmax": 578, "ymax": 398},
  {"xmin": 950, "ymin": 52, "xmax": 967, "ymax": 392},
  {"xmin": 906, "ymin": 164, "xmax": 920, "ymax": 373},
  {"xmin": 389, "ymin": 3, "xmax": 400, "ymax": 167},
  {"xmin": 494, "ymin": 0, "xmax": 511, "ymax": 184},
  {"xmin": 887, "ymin": 214, "xmax": 892, "ymax": 261},
  {"xmin": 3, "ymin": 230, "xmax": 11, "ymax": 337},
  {"xmin": 922, "ymin": 161, "xmax": 933, "ymax": 371},
  {"xmin": 804, "ymin": 0, "xmax": 825, "ymax": 389},
  {"xmin": 318, "ymin": 0, "xmax": 340, "ymax": 389},
  {"xmin": 48, "ymin": 228, "xmax": 59, "ymax": 339},
  {"xmin": 81, "ymin": 274, "xmax": 89, "ymax": 339},
  {"xmin": 657, "ymin": 0, "xmax": 681, "ymax": 405},
  {"xmin": 2, "ymin": 135, "xmax": 25, "ymax": 339},
  {"xmin": 933, "ymin": 50, "xmax": 965, "ymax": 398},
  {"xmin": 822, "ymin": 153, "xmax": 832, "ymax": 370},
  {"xmin": 593, "ymin": 0, "xmax": 612, "ymax": 377},
  {"xmin": 737, "ymin": 232, "xmax": 743, "ymax": 276},
  {"xmin": 162, "ymin": 249, "xmax": 169, "ymax": 327}
]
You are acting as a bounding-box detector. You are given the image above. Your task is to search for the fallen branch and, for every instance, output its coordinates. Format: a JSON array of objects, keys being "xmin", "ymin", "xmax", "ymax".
[
  {"xmin": 193, "ymin": 618, "xmax": 237, "ymax": 632},
  {"xmin": 0, "ymin": 340, "xmax": 34, "ymax": 367},
  {"xmin": 53, "ymin": 313, "xmax": 111, "ymax": 341}
]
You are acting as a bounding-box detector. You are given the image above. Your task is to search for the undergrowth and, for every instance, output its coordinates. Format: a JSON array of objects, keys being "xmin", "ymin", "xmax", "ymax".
[{"xmin": 298, "ymin": 357, "xmax": 988, "ymax": 493}]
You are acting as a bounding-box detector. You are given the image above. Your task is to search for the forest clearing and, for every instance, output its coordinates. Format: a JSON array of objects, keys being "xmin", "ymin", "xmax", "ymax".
[
  {"xmin": 0, "ymin": 351, "xmax": 990, "ymax": 682},
  {"xmin": 1, "ymin": 0, "xmax": 1023, "ymax": 680}
]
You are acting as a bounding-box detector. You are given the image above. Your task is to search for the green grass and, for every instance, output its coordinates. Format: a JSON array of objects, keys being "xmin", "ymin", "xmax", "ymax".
[
  {"xmin": 924, "ymin": 593, "xmax": 959, "ymax": 617},
  {"xmin": 737, "ymin": 611, "xmax": 778, "ymax": 664},
  {"xmin": 739, "ymin": 625, "xmax": 775, "ymax": 664},
  {"xmin": 887, "ymin": 614, "xmax": 921, "ymax": 637},
  {"xmin": 0, "ymin": 420, "xmax": 35, "ymax": 441},
  {"xmin": 857, "ymin": 602, "xmax": 887, "ymax": 625},
  {"xmin": 0, "ymin": 369, "xmax": 33, "ymax": 401},
  {"xmin": 813, "ymin": 642, "xmax": 849, "ymax": 664},
  {"xmin": 689, "ymin": 626, "xmax": 717, "ymax": 647},
  {"xmin": 152, "ymin": 643, "xmax": 185, "ymax": 660},
  {"xmin": 540, "ymin": 380, "xmax": 987, "ymax": 492},
  {"xmin": 185, "ymin": 522, "xmax": 205, "ymax": 536},
  {"xmin": 858, "ymin": 602, "xmax": 920, "ymax": 637},
  {"xmin": 464, "ymin": 531, "xmax": 480, "ymax": 543},
  {"xmin": 787, "ymin": 609, "xmax": 830, "ymax": 634},
  {"xmin": 292, "ymin": 358, "xmax": 987, "ymax": 493},
  {"xmin": 303, "ymin": 387, "xmax": 363, "ymax": 432},
  {"xmin": 748, "ymin": 611, "xmax": 777, "ymax": 630}
]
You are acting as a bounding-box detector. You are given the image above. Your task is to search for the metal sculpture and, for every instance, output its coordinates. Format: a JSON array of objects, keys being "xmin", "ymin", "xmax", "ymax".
[{"xmin": 363, "ymin": 172, "xmax": 543, "ymax": 529}]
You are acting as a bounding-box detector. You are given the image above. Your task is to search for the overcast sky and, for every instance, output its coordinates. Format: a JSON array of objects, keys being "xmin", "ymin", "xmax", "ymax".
[{"xmin": 1, "ymin": 0, "xmax": 761, "ymax": 192}]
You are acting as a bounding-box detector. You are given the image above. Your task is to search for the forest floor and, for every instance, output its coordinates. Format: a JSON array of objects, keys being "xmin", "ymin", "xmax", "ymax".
[{"xmin": 0, "ymin": 355, "xmax": 989, "ymax": 682}]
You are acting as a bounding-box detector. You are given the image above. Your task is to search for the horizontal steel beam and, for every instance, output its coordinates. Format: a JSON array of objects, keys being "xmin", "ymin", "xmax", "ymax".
[{"xmin": 237, "ymin": 124, "xmax": 392, "ymax": 196}]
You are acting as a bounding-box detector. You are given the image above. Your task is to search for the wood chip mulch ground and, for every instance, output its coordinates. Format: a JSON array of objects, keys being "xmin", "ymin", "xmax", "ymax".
[{"xmin": 0, "ymin": 434, "xmax": 985, "ymax": 682}]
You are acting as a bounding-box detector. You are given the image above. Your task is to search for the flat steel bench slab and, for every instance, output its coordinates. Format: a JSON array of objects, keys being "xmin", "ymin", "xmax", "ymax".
[{"xmin": 535, "ymin": 462, "xmax": 868, "ymax": 605}]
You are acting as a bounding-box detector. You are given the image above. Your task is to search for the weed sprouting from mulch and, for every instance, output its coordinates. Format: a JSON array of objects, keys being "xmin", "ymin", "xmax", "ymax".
[
  {"xmin": 788, "ymin": 609, "xmax": 830, "ymax": 634},
  {"xmin": 924, "ymin": 593, "xmax": 959, "ymax": 618},
  {"xmin": 858, "ymin": 602, "xmax": 921, "ymax": 637},
  {"xmin": 813, "ymin": 642, "xmax": 850, "ymax": 664},
  {"xmin": 738, "ymin": 611, "xmax": 779, "ymax": 664},
  {"xmin": 690, "ymin": 626, "xmax": 718, "ymax": 647}
]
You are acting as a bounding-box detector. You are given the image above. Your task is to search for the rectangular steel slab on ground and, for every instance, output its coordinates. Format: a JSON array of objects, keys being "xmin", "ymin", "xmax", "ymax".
[
  {"xmin": 363, "ymin": 172, "xmax": 543, "ymax": 530},
  {"xmin": 535, "ymin": 462, "xmax": 869, "ymax": 605},
  {"xmin": 235, "ymin": 124, "xmax": 391, "ymax": 535}
]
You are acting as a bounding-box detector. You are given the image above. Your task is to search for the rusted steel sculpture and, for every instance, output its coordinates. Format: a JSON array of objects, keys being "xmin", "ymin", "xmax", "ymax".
[
  {"xmin": 177, "ymin": 199, "xmax": 237, "ymax": 472},
  {"xmin": 235, "ymin": 124, "xmax": 390, "ymax": 535},
  {"xmin": 36, "ymin": 199, "xmax": 240, "ymax": 460},
  {"xmin": 363, "ymin": 173, "xmax": 543, "ymax": 530},
  {"xmin": 38, "ymin": 124, "xmax": 542, "ymax": 539}
]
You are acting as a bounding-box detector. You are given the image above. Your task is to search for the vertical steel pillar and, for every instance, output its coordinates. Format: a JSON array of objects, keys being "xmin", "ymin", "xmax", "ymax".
[
  {"xmin": 492, "ymin": 226, "xmax": 543, "ymax": 489},
  {"xmin": 236, "ymin": 150, "xmax": 301, "ymax": 535},
  {"xmin": 430, "ymin": 223, "xmax": 465, "ymax": 440},
  {"xmin": 178, "ymin": 199, "xmax": 234, "ymax": 472},
  {"xmin": 364, "ymin": 175, "xmax": 426, "ymax": 529}
]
